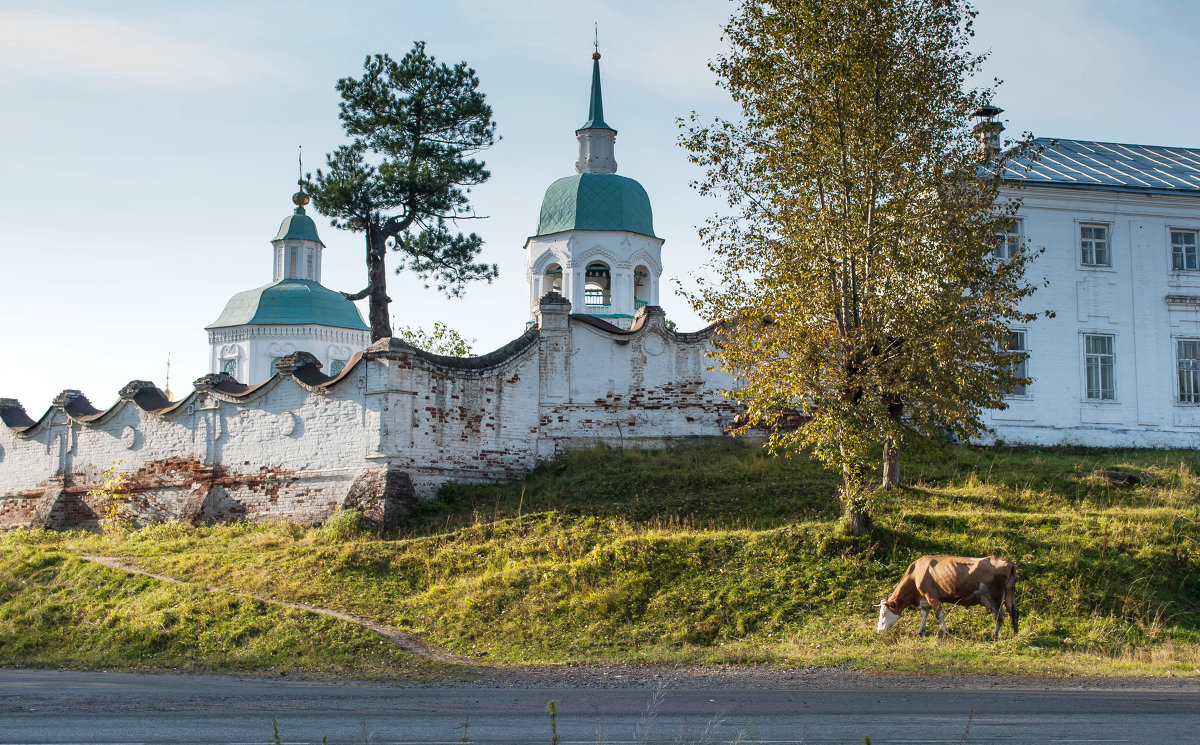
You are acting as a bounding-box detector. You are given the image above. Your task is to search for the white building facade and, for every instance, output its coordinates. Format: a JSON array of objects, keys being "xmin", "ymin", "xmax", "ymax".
[
  {"xmin": 986, "ymin": 138, "xmax": 1200, "ymax": 447},
  {"xmin": 206, "ymin": 188, "xmax": 369, "ymax": 384}
]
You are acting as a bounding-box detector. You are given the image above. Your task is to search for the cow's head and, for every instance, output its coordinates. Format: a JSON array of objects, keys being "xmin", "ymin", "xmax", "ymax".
[{"xmin": 876, "ymin": 599, "xmax": 900, "ymax": 633}]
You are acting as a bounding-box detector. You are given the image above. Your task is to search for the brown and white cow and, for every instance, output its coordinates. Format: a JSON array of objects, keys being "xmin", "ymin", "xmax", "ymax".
[{"xmin": 876, "ymin": 555, "xmax": 1018, "ymax": 640}]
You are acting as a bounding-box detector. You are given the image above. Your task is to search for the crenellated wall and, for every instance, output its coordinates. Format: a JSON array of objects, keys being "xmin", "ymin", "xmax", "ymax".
[{"xmin": 0, "ymin": 295, "xmax": 738, "ymax": 531}]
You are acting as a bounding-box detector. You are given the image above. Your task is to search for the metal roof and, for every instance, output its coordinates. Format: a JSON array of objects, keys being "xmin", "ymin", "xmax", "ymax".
[
  {"xmin": 206, "ymin": 279, "xmax": 368, "ymax": 331},
  {"xmin": 1004, "ymin": 138, "xmax": 1200, "ymax": 195},
  {"xmin": 272, "ymin": 207, "xmax": 324, "ymax": 244},
  {"xmin": 536, "ymin": 173, "xmax": 656, "ymax": 238}
]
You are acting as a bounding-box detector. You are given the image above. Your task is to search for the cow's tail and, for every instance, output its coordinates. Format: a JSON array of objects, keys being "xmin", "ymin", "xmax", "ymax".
[{"xmin": 1004, "ymin": 562, "xmax": 1019, "ymax": 635}]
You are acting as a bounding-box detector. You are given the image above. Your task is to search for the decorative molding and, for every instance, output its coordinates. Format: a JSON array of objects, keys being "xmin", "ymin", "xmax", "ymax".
[
  {"xmin": 1167, "ymin": 295, "xmax": 1200, "ymax": 307},
  {"xmin": 530, "ymin": 249, "xmax": 568, "ymax": 276},
  {"xmin": 628, "ymin": 251, "xmax": 663, "ymax": 275},
  {"xmin": 577, "ymin": 245, "xmax": 620, "ymax": 267},
  {"xmin": 209, "ymin": 326, "xmax": 369, "ymax": 345}
]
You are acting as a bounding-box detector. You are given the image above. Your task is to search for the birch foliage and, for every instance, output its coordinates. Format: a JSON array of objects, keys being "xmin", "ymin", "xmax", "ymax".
[{"xmin": 681, "ymin": 0, "xmax": 1040, "ymax": 531}]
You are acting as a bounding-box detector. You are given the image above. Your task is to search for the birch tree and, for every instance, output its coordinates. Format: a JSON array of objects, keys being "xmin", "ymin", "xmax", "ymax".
[{"xmin": 681, "ymin": 0, "xmax": 1039, "ymax": 534}]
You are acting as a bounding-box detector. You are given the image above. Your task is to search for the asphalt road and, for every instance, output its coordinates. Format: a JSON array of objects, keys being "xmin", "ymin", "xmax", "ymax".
[{"xmin": 1, "ymin": 670, "xmax": 1197, "ymax": 745}]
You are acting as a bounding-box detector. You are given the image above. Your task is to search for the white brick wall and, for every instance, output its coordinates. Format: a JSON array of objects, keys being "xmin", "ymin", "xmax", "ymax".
[{"xmin": 0, "ymin": 301, "xmax": 737, "ymax": 529}]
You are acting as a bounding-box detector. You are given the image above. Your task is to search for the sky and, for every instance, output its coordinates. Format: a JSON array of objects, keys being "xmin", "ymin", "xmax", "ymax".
[{"xmin": 3, "ymin": 0, "xmax": 1200, "ymax": 413}]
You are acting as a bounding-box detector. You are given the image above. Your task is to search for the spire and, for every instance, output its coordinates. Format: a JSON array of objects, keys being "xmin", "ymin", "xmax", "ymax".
[
  {"xmin": 580, "ymin": 26, "xmax": 611, "ymax": 131},
  {"xmin": 574, "ymin": 32, "xmax": 619, "ymax": 175},
  {"xmin": 164, "ymin": 354, "xmax": 173, "ymax": 402},
  {"xmin": 292, "ymin": 145, "xmax": 310, "ymax": 212}
]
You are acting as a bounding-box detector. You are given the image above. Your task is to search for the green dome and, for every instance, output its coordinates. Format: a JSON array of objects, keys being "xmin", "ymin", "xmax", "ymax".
[
  {"xmin": 535, "ymin": 173, "xmax": 656, "ymax": 238},
  {"xmin": 206, "ymin": 279, "xmax": 368, "ymax": 331},
  {"xmin": 273, "ymin": 207, "xmax": 323, "ymax": 244}
]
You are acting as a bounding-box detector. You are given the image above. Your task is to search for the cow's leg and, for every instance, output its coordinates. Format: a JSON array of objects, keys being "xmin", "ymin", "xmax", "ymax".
[
  {"xmin": 1005, "ymin": 575, "xmax": 1019, "ymax": 636},
  {"xmin": 924, "ymin": 599, "xmax": 945, "ymax": 637},
  {"xmin": 936, "ymin": 606, "xmax": 948, "ymax": 637},
  {"xmin": 977, "ymin": 586, "xmax": 1007, "ymax": 641},
  {"xmin": 917, "ymin": 599, "xmax": 930, "ymax": 635}
]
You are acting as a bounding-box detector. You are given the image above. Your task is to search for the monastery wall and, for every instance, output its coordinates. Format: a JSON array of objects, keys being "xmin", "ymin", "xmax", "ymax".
[{"xmin": 0, "ymin": 296, "xmax": 738, "ymax": 531}]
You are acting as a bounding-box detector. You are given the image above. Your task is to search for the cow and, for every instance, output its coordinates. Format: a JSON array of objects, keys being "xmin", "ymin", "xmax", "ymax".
[{"xmin": 876, "ymin": 555, "xmax": 1018, "ymax": 640}]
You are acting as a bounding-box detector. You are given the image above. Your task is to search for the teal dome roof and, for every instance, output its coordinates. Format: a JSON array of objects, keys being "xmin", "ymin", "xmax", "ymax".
[
  {"xmin": 536, "ymin": 173, "xmax": 656, "ymax": 238},
  {"xmin": 273, "ymin": 207, "xmax": 323, "ymax": 244},
  {"xmin": 206, "ymin": 279, "xmax": 368, "ymax": 331}
]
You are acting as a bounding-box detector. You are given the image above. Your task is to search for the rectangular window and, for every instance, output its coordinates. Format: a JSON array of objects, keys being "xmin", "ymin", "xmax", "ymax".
[
  {"xmin": 306, "ymin": 251, "xmax": 314, "ymax": 279},
  {"xmin": 1080, "ymin": 224, "xmax": 1110, "ymax": 267},
  {"xmin": 1007, "ymin": 330, "xmax": 1028, "ymax": 396},
  {"xmin": 1171, "ymin": 230, "xmax": 1198, "ymax": 271},
  {"xmin": 1178, "ymin": 340, "xmax": 1200, "ymax": 404},
  {"xmin": 994, "ymin": 220, "xmax": 1022, "ymax": 260},
  {"xmin": 1084, "ymin": 334, "xmax": 1115, "ymax": 400}
]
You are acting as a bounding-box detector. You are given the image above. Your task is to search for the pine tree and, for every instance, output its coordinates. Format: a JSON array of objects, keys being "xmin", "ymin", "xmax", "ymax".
[
  {"xmin": 310, "ymin": 42, "xmax": 499, "ymax": 341},
  {"xmin": 681, "ymin": 0, "xmax": 1039, "ymax": 534}
]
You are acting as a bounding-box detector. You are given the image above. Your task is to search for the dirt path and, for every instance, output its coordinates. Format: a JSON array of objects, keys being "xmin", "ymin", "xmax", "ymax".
[{"xmin": 79, "ymin": 554, "xmax": 476, "ymax": 667}]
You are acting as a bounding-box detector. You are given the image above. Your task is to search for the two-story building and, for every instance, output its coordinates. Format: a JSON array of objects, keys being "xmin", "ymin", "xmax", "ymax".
[{"xmin": 986, "ymin": 137, "xmax": 1200, "ymax": 447}]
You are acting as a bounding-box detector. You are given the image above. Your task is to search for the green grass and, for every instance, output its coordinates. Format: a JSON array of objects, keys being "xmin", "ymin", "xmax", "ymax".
[
  {"xmin": 0, "ymin": 533, "xmax": 465, "ymax": 678},
  {"xmin": 2, "ymin": 441, "xmax": 1198, "ymax": 677}
]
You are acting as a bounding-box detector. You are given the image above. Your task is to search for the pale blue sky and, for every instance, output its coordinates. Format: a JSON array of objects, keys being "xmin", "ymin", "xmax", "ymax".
[{"xmin": 3, "ymin": 0, "xmax": 1200, "ymax": 412}]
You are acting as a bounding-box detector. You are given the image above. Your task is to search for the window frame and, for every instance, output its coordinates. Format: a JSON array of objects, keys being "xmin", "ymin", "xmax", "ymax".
[
  {"xmin": 1004, "ymin": 329, "xmax": 1030, "ymax": 398},
  {"xmin": 1078, "ymin": 222, "xmax": 1113, "ymax": 269},
  {"xmin": 1082, "ymin": 332, "xmax": 1117, "ymax": 402},
  {"xmin": 1170, "ymin": 228, "xmax": 1200, "ymax": 272},
  {"xmin": 1176, "ymin": 338, "xmax": 1200, "ymax": 405},
  {"xmin": 993, "ymin": 219, "xmax": 1023, "ymax": 261}
]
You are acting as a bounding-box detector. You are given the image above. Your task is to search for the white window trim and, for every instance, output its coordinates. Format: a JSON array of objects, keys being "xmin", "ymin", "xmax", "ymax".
[
  {"xmin": 993, "ymin": 218, "xmax": 1024, "ymax": 261},
  {"xmin": 1004, "ymin": 328, "xmax": 1032, "ymax": 399},
  {"xmin": 1168, "ymin": 227, "xmax": 1200, "ymax": 273},
  {"xmin": 1174, "ymin": 335, "xmax": 1200, "ymax": 407},
  {"xmin": 1076, "ymin": 219, "xmax": 1115, "ymax": 271},
  {"xmin": 1080, "ymin": 331, "xmax": 1118, "ymax": 403}
]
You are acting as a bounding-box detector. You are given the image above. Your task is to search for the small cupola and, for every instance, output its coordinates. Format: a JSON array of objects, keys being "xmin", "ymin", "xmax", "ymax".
[{"xmin": 271, "ymin": 181, "xmax": 325, "ymax": 281}]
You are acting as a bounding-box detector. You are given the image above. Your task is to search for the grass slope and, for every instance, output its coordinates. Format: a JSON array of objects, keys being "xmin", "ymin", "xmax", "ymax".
[
  {"xmin": 2, "ymin": 441, "xmax": 1198, "ymax": 676},
  {"xmin": 0, "ymin": 534, "xmax": 461, "ymax": 677}
]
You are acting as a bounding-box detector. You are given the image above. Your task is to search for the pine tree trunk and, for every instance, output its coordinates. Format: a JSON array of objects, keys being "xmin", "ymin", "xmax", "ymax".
[{"xmin": 366, "ymin": 222, "xmax": 392, "ymax": 342}]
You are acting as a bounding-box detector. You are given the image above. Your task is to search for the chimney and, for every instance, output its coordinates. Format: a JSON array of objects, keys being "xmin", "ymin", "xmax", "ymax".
[{"xmin": 971, "ymin": 106, "xmax": 1005, "ymax": 161}]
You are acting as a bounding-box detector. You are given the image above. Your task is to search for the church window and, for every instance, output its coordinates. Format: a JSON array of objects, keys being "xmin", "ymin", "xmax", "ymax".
[
  {"xmin": 584, "ymin": 262, "xmax": 611, "ymax": 307},
  {"xmin": 329, "ymin": 359, "xmax": 347, "ymax": 376},
  {"xmin": 221, "ymin": 358, "xmax": 237, "ymax": 378},
  {"xmin": 634, "ymin": 265, "xmax": 651, "ymax": 309},
  {"xmin": 1080, "ymin": 224, "xmax": 1110, "ymax": 267},
  {"xmin": 306, "ymin": 250, "xmax": 314, "ymax": 279},
  {"xmin": 1171, "ymin": 230, "xmax": 1198, "ymax": 271},
  {"xmin": 1178, "ymin": 340, "xmax": 1200, "ymax": 404},
  {"xmin": 289, "ymin": 247, "xmax": 298, "ymax": 278},
  {"xmin": 1006, "ymin": 330, "xmax": 1028, "ymax": 396},
  {"xmin": 993, "ymin": 220, "xmax": 1021, "ymax": 260},
  {"xmin": 1084, "ymin": 334, "xmax": 1115, "ymax": 400},
  {"xmin": 543, "ymin": 263, "xmax": 563, "ymax": 295}
]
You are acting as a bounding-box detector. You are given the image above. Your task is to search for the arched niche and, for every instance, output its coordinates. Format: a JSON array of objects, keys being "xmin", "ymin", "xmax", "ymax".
[{"xmin": 584, "ymin": 261, "xmax": 612, "ymax": 309}]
